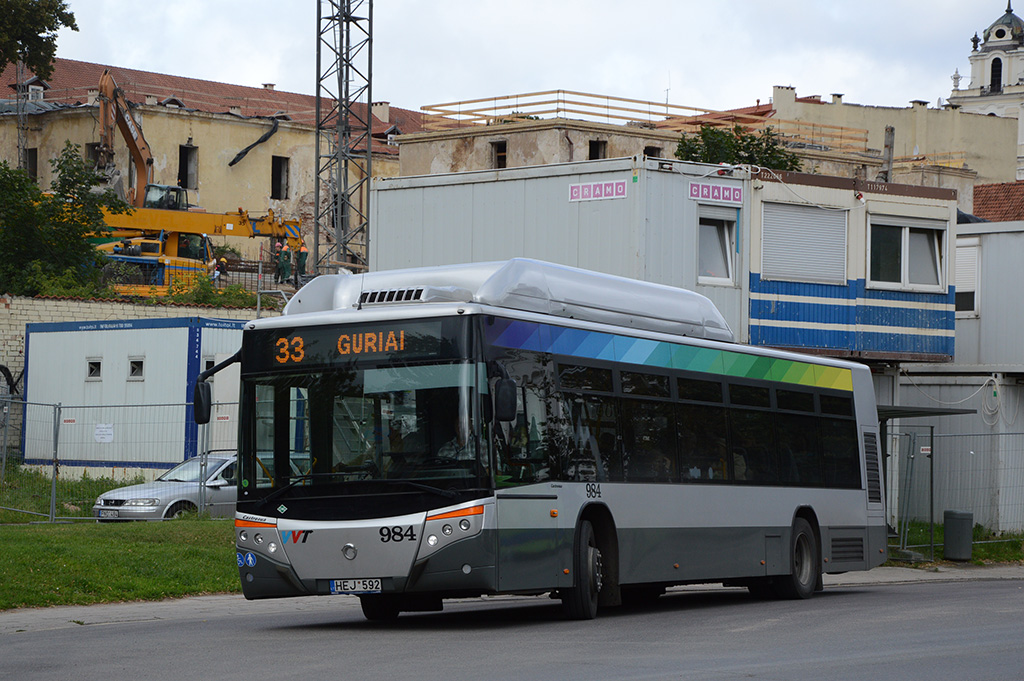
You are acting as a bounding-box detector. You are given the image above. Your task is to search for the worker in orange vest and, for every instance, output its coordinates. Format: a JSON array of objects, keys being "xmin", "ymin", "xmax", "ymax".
[{"xmin": 294, "ymin": 243, "xmax": 309, "ymax": 286}]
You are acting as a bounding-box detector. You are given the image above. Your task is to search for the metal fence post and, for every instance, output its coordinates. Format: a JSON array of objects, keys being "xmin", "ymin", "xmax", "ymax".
[
  {"xmin": 0, "ymin": 398, "xmax": 10, "ymax": 490},
  {"xmin": 50, "ymin": 403, "xmax": 62, "ymax": 523}
]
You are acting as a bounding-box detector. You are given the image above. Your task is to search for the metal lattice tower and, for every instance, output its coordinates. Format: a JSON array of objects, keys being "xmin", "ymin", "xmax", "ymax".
[
  {"xmin": 314, "ymin": 0, "xmax": 373, "ymax": 273},
  {"xmin": 15, "ymin": 61, "xmax": 28, "ymax": 172}
]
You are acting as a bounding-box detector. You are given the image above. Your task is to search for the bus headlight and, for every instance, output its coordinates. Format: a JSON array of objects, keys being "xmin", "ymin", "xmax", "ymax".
[
  {"xmin": 239, "ymin": 531, "xmax": 249, "ymax": 542},
  {"xmin": 442, "ymin": 524, "xmax": 453, "ymax": 536},
  {"xmin": 427, "ymin": 535, "xmax": 438, "ymax": 546},
  {"xmin": 268, "ymin": 542, "xmax": 278, "ymax": 554},
  {"xmin": 459, "ymin": 519, "xmax": 471, "ymax": 532}
]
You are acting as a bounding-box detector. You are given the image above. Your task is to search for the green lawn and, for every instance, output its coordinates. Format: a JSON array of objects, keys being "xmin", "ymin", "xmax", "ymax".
[
  {"xmin": 889, "ymin": 520, "xmax": 1024, "ymax": 565},
  {"xmin": 0, "ymin": 519, "xmax": 240, "ymax": 610}
]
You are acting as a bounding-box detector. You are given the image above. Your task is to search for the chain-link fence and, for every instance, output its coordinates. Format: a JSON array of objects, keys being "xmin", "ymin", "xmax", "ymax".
[
  {"xmin": 887, "ymin": 429, "xmax": 1024, "ymax": 559},
  {"xmin": 0, "ymin": 397, "xmax": 238, "ymax": 523}
]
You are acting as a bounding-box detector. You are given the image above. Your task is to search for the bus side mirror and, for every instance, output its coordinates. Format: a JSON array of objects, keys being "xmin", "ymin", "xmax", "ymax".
[
  {"xmin": 194, "ymin": 380, "xmax": 212, "ymax": 425},
  {"xmin": 494, "ymin": 378, "xmax": 517, "ymax": 423}
]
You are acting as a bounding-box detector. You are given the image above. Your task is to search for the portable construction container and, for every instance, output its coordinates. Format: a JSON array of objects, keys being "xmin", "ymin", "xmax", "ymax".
[
  {"xmin": 22, "ymin": 317, "xmax": 244, "ymax": 471},
  {"xmin": 372, "ymin": 156, "xmax": 958, "ymax": 373}
]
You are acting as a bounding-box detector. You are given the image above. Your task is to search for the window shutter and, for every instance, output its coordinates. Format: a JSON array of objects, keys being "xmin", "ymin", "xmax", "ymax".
[
  {"xmin": 699, "ymin": 204, "xmax": 738, "ymax": 222},
  {"xmin": 762, "ymin": 203, "xmax": 847, "ymax": 284},
  {"xmin": 955, "ymin": 241, "xmax": 978, "ymax": 293}
]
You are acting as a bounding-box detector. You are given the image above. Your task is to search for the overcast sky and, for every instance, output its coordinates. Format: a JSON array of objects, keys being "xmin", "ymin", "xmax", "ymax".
[{"xmin": 54, "ymin": 1, "xmax": 1007, "ymax": 113}]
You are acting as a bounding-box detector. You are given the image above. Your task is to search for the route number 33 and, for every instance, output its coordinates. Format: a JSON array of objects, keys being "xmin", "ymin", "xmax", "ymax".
[{"xmin": 275, "ymin": 336, "xmax": 305, "ymax": 364}]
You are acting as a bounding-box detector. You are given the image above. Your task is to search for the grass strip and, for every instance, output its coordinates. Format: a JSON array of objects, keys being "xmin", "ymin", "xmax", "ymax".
[{"xmin": 0, "ymin": 519, "xmax": 240, "ymax": 611}]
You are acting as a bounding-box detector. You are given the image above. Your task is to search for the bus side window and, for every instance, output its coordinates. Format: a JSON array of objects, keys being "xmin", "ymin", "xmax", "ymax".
[
  {"xmin": 678, "ymin": 403, "xmax": 728, "ymax": 482},
  {"xmin": 822, "ymin": 417, "xmax": 860, "ymax": 487},
  {"xmin": 776, "ymin": 412, "xmax": 821, "ymax": 485},
  {"xmin": 730, "ymin": 408, "xmax": 779, "ymax": 484},
  {"xmin": 494, "ymin": 382, "xmax": 552, "ymax": 486},
  {"xmin": 620, "ymin": 398, "xmax": 677, "ymax": 482},
  {"xmin": 560, "ymin": 393, "xmax": 616, "ymax": 482}
]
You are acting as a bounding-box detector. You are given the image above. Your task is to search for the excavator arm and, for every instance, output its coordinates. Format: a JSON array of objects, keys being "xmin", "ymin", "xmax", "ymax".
[{"xmin": 97, "ymin": 69, "xmax": 154, "ymax": 207}]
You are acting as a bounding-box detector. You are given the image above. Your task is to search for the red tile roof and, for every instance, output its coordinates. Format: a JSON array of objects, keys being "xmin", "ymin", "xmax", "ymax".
[
  {"xmin": 973, "ymin": 181, "xmax": 1024, "ymax": 221},
  {"xmin": 1, "ymin": 57, "xmax": 423, "ymax": 154}
]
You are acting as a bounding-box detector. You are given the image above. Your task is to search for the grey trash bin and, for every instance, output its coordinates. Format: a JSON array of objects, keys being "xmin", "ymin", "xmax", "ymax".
[{"xmin": 943, "ymin": 510, "xmax": 973, "ymax": 561}]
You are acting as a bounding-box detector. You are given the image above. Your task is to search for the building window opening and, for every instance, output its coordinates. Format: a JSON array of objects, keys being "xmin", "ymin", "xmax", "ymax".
[
  {"xmin": 869, "ymin": 219, "xmax": 945, "ymax": 290},
  {"xmin": 643, "ymin": 146, "xmax": 663, "ymax": 158},
  {"xmin": 991, "ymin": 57, "xmax": 1003, "ymax": 93},
  {"xmin": 85, "ymin": 143, "xmax": 101, "ymax": 167},
  {"xmin": 492, "ymin": 141, "xmax": 507, "ymax": 169},
  {"xmin": 698, "ymin": 217, "xmax": 735, "ymax": 284},
  {"xmin": 870, "ymin": 224, "xmax": 903, "ymax": 283},
  {"xmin": 87, "ymin": 359, "xmax": 102, "ymax": 380},
  {"xmin": 128, "ymin": 358, "xmax": 145, "ymax": 380},
  {"xmin": 589, "ymin": 140, "xmax": 608, "ymax": 160},
  {"xmin": 25, "ymin": 148, "xmax": 38, "ymax": 181},
  {"xmin": 271, "ymin": 156, "xmax": 289, "ymax": 199},
  {"xmin": 178, "ymin": 144, "xmax": 198, "ymax": 190}
]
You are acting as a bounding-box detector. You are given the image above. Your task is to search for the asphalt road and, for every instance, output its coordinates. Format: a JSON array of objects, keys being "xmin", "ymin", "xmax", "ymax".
[{"xmin": 2, "ymin": 567, "xmax": 1023, "ymax": 681}]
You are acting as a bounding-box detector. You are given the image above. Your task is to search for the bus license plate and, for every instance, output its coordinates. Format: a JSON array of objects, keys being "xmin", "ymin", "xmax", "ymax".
[
  {"xmin": 331, "ymin": 578, "xmax": 381, "ymax": 594},
  {"xmin": 100, "ymin": 509, "xmax": 118, "ymax": 518}
]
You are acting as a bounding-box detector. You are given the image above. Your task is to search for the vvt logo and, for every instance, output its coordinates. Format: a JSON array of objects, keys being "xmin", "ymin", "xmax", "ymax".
[{"xmin": 281, "ymin": 530, "xmax": 313, "ymax": 544}]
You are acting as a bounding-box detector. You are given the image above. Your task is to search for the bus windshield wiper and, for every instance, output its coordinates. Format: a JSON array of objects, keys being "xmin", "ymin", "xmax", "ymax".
[
  {"xmin": 263, "ymin": 474, "xmax": 315, "ymax": 502},
  {"xmin": 386, "ymin": 479, "xmax": 457, "ymax": 499}
]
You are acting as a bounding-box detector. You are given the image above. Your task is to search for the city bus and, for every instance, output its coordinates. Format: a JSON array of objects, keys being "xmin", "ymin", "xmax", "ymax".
[{"xmin": 194, "ymin": 259, "xmax": 886, "ymax": 620}]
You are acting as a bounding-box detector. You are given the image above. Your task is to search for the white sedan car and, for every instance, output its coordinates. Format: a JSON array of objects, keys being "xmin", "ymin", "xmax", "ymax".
[{"xmin": 93, "ymin": 455, "xmax": 237, "ymax": 521}]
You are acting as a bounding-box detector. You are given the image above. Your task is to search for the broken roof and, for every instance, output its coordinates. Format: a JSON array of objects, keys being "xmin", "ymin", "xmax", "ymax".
[{"xmin": 0, "ymin": 57, "xmax": 425, "ymax": 155}]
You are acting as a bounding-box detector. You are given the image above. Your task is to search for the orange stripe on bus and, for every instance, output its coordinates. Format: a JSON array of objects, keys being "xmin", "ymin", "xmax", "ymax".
[
  {"xmin": 235, "ymin": 519, "xmax": 276, "ymax": 528},
  {"xmin": 427, "ymin": 505, "xmax": 485, "ymax": 521}
]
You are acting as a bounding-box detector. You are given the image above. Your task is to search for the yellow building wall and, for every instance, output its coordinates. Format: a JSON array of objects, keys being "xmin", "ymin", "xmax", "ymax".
[
  {"xmin": 771, "ymin": 86, "xmax": 1016, "ymax": 185},
  {"xmin": 0, "ymin": 105, "xmax": 399, "ymax": 263}
]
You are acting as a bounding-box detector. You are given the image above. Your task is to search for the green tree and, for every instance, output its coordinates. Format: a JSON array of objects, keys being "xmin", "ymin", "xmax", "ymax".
[
  {"xmin": 0, "ymin": 141, "xmax": 128, "ymax": 297},
  {"xmin": 0, "ymin": 0, "xmax": 77, "ymax": 81},
  {"xmin": 675, "ymin": 124, "xmax": 802, "ymax": 171}
]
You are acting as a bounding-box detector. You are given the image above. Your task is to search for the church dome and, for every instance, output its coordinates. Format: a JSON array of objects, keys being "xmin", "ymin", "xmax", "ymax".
[{"xmin": 984, "ymin": 2, "xmax": 1024, "ymax": 44}]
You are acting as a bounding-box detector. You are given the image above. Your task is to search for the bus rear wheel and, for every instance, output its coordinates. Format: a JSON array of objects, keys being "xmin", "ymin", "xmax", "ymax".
[
  {"xmin": 775, "ymin": 517, "xmax": 819, "ymax": 600},
  {"xmin": 360, "ymin": 594, "xmax": 401, "ymax": 621},
  {"xmin": 562, "ymin": 520, "xmax": 603, "ymax": 620}
]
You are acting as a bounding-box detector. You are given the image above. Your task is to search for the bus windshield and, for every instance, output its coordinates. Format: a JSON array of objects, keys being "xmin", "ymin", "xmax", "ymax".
[{"xmin": 239, "ymin": 360, "xmax": 489, "ymax": 506}]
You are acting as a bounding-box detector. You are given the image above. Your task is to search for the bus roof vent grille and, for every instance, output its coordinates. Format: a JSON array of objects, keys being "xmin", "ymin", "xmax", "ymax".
[
  {"xmin": 358, "ymin": 288, "xmax": 425, "ymax": 305},
  {"xmin": 356, "ymin": 285, "xmax": 474, "ymax": 306}
]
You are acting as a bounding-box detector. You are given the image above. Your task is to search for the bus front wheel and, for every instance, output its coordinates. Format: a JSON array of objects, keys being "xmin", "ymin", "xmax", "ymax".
[
  {"xmin": 562, "ymin": 519, "xmax": 603, "ymax": 620},
  {"xmin": 775, "ymin": 517, "xmax": 819, "ymax": 600}
]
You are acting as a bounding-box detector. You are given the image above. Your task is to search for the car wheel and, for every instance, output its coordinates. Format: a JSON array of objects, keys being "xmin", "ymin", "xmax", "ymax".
[{"xmin": 165, "ymin": 501, "xmax": 196, "ymax": 519}]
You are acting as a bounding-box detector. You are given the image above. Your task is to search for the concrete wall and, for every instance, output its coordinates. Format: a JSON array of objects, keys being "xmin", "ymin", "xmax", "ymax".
[{"xmin": 398, "ymin": 120, "xmax": 681, "ymax": 176}]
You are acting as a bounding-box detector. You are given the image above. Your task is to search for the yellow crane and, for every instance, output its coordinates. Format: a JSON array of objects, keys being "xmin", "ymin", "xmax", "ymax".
[{"xmin": 93, "ymin": 69, "xmax": 303, "ymax": 295}]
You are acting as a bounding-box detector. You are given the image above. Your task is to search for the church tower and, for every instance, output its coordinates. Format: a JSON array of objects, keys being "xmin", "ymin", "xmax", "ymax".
[{"xmin": 948, "ymin": 3, "xmax": 1024, "ymax": 177}]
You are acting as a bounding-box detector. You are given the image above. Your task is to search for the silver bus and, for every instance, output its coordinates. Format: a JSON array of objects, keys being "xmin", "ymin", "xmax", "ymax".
[{"xmin": 198, "ymin": 259, "xmax": 886, "ymax": 620}]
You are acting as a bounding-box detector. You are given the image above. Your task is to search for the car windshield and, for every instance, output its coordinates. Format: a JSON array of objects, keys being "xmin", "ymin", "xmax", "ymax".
[{"xmin": 157, "ymin": 457, "xmax": 228, "ymax": 483}]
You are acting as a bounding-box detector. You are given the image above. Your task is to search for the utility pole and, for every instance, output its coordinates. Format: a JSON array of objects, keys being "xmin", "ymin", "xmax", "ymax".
[{"xmin": 314, "ymin": 0, "xmax": 373, "ymax": 274}]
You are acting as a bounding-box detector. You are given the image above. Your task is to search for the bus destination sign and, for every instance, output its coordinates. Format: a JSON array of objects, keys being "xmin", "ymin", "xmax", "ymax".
[{"xmin": 244, "ymin": 320, "xmax": 454, "ymax": 373}]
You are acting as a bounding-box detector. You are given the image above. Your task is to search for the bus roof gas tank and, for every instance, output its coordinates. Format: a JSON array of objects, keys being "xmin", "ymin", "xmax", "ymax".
[{"xmin": 284, "ymin": 258, "xmax": 734, "ymax": 342}]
